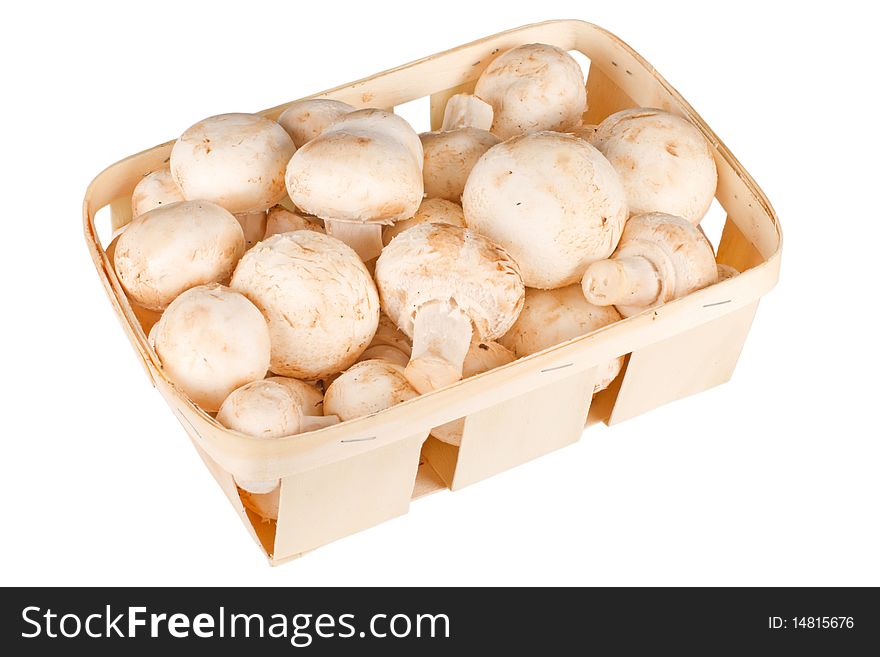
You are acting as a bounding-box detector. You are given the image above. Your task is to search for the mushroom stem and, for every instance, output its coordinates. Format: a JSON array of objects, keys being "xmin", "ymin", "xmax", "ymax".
[
  {"xmin": 405, "ymin": 301, "xmax": 473, "ymax": 393},
  {"xmin": 441, "ymin": 94, "xmax": 494, "ymax": 131},
  {"xmin": 324, "ymin": 220, "xmax": 385, "ymax": 261},
  {"xmin": 582, "ymin": 256, "xmax": 661, "ymax": 307}
]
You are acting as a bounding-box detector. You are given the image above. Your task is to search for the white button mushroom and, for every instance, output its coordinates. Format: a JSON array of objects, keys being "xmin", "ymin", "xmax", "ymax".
[
  {"xmin": 420, "ymin": 128, "xmax": 500, "ymax": 203},
  {"xmin": 230, "ymin": 231, "xmax": 380, "ymax": 379},
  {"xmin": 277, "ymin": 98, "xmax": 356, "ymax": 148},
  {"xmin": 474, "ymin": 43, "xmax": 587, "ymax": 140},
  {"xmin": 462, "ymin": 131, "xmax": 628, "ymax": 290},
  {"xmin": 582, "ymin": 212, "xmax": 718, "ymax": 317},
  {"xmin": 285, "ymin": 109, "xmax": 424, "ymax": 261},
  {"xmin": 590, "ymin": 108, "xmax": 718, "ymax": 224},
  {"xmin": 440, "ymin": 93, "xmax": 494, "ymax": 132},
  {"xmin": 430, "ymin": 339, "xmax": 516, "ymax": 445},
  {"xmin": 263, "ymin": 205, "xmax": 324, "ymax": 239},
  {"xmin": 382, "ymin": 198, "xmax": 466, "ymax": 245},
  {"xmin": 171, "ymin": 113, "xmax": 296, "ymax": 216},
  {"xmin": 217, "ymin": 376, "xmax": 338, "ymax": 517},
  {"xmin": 323, "ymin": 359, "xmax": 420, "ymax": 422},
  {"xmin": 151, "ymin": 284, "xmax": 271, "ymax": 412},
  {"xmin": 375, "ymin": 222, "xmax": 525, "ymax": 393},
  {"xmin": 114, "ymin": 200, "xmax": 246, "ymax": 311},
  {"xmin": 498, "ymin": 285, "xmax": 624, "ymax": 392},
  {"xmin": 130, "ymin": 168, "xmax": 184, "ymax": 217}
]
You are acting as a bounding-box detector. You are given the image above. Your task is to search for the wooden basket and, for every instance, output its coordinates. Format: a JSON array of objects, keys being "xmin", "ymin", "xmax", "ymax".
[{"xmin": 83, "ymin": 19, "xmax": 782, "ymax": 564}]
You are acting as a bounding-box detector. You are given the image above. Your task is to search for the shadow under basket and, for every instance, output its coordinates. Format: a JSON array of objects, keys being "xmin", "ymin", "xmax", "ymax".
[{"xmin": 83, "ymin": 20, "xmax": 782, "ymax": 565}]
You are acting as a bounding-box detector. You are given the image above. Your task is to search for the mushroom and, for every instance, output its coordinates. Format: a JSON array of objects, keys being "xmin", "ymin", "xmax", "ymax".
[
  {"xmin": 264, "ymin": 205, "xmax": 324, "ymax": 239},
  {"xmin": 498, "ymin": 285, "xmax": 624, "ymax": 392},
  {"xmin": 590, "ymin": 108, "xmax": 717, "ymax": 224},
  {"xmin": 430, "ymin": 339, "xmax": 516, "ymax": 445},
  {"xmin": 382, "ymin": 198, "xmax": 466, "ymax": 245},
  {"xmin": 323, "ymin": 359, "xmax": 419, "ymax": 422},
  {"xmin": 569, "ymin": 124, "xmax": 598, "ymax": 142},
  {"xmin": 230, "ymin": 231, "xmax": 380, "ymax": 379},
  {"xmin": 217, "ymin": 377, "xmax": 338, "ymax": 520},
  {"xmin": 170, "ymin": 112, "xmax": 295, "ymax": 248},
  {"xmin": 474, "ymin": 43, "xmax": 587, "ymax": 140},
  {"xmin": 357, "ymin": 313, "xmax": 412, "ymax": 366},
  {"xmin": 440, "ymin": 93, "xmax": 494, "ymax": 131},
  {"xmin": 114, "ymin": 200, "xmax": 245, "ymax": 311},
  {"xmin": 582, "ymin": 212, "xmax": 718, "ymax": 317},
  {"xmin": 375, "ymin": 222, "xmax": 525, "ymax": 393},
  {"xmin": 717, "ymin": 263, "xmax": 739, "ymax": 281},
  {"xmin": 218, "ymin": 377, "xmax": 335, "ymax": 449},
  {"xmin": 151, "ymin": 284, "xmax": 271, "ymax": 412},
  {"xmin": 285, "ymin": 108, "xmax": 424, "ymax": 261},
  {"xmin": 462, "ymin": 131, "xmax": 628, "ymax": 289},
  {"xmin": 277, "ymin": 98, "xmax": 355, "ymax": 148},
  {"xmin": 420, "ymin": 128, "xmax": 500, "ymax": 203},
  {"xmin": 130, "ymin": 168, "xmax": 184, "ymax": 217}
]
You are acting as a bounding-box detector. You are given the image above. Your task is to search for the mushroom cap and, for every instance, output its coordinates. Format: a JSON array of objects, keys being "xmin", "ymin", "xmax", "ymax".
[
  {"xmin": 131, "ymin": 169, "xmax": 184, "ymax": 217},
  {"xmin": 217, "ymin": 377, "xmax": 323, "ymax": 439},
  {"xmin": 462, "ymin": 339, "xmax": 516, "ymax": 378},
  {"xmin": 591, "ymin": 108, "xmax": 717, "ymax": 224},
  {"xmin": 230, "ymin": 231, "xmax": 380, "ymax": 379},
  {"xmin": 420, "ymin": 127, "xmax": 500, "ymax": 202},
  {"xmin": 152, "ymin": 284, "xmax": 270, "ymax": 412},
  {"xmin": 114, "ymin": 200, "xmax": 245, "ymax": 311},
  {"xmin": 369, "ymin": 313, "xmax": 413, "ymax": 357},
  {"xmin": 264, "ymin": 206, "xmax": 324, "ymax": 239},
  {"xmin": 285, "ymin": 110, "xmax": 423, "ymax": 225},
  {"xmin": 375, "ymin": 222, "xmax": 525, "ymax": 341},
  {"xmin": 277, "ymin": 98, "xmax": 355, "ymax": 148},
  {"xmin": 606, "ymin": 212, "xmax": 718, "ymax": 316},
  {"xmin": 171, "ymin": 113, "xmax": 296, "ymax": 215},
  {"xmin": 569, "ymin": 124, "xmax": 598, "ymax": 142},
  {"xmin": 462, "ymin": 131, "xmax": 628, "ymax": 289},
  {"xmin": 325, "ymin": 109, "xmax": 423, "ymax": 169},
  {"xmin": 323, "ymin": 359, "xmax": 419, "ymax": 422},
  {"xmin": 474, "ymin": 43, "xmax": 587, "ymax": 140},
  {"xmin": 382, "ymin": 198, "xmax": 466, "ymax": 245},
  {"xmin": 498, "ymin": 285, "xmax": 623, "ymax": 392},
  {"xmin": 441, "ymin": 93, "xmax": 494, "ymax": 131}
]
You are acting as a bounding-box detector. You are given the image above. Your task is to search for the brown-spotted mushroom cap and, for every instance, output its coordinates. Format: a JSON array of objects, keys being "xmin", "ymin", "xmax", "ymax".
[
  {"xmin": 498, "ymin": 285, "xmax": 624, "ymax": 392},
  {"xmin": 285, "ymin": 108, "xmax": 424, "ymax": 260},
  {"xmin": 151, "ymin": 284, "xmax": 270, "ymax": 412},
  {"xmin": 131, "ymin": 169, "xmax": 184, "ymax": 217},
  {"xmin": 375, "ymin": 222, "xmax": 524, "ymax": 393},
  {"xmin": 171, "ymin": 113, "xmax": 295, "ymax": 215},
  {"xmin": 474, "ymin": 43, "xmax": 587, "ymax": 140},
  {"xmin": 462, "ymin": 131, "xmax": 628, "ymax": 289},
  {"xmin": 420, "ymin": 128, "xmax": 500, "ymax": 203},
  {"xmin": 323, "ymin": 359, "xmax": 419, "ymax": 422},
  {"xmin": 231, "ymin": 231, "xmax": 380, "ymax": 379},
  {"xmin": 264, "ymin": 205, "xmax": 324, "ymax": 239},
  {"xmin": 277, "ymin": 98, "xmax": 355, "ymax": 148},
  {"xmin": 440, "ymin": 94, "xmax": 494, "ymax": 132},
  {"xmin": 114, "ymin": 200, "xmax": 245, "ymax": 311},
  {"xmin": 382, "ymin": 198, "xmax": 466, "ymax": 245},
  {"xmin": 591, "ymin": 108, "xmax": 717, "ymax": 224},
  {"xmin": 582, "ymin": 212, "xmax": 718, "ymax": 317}
]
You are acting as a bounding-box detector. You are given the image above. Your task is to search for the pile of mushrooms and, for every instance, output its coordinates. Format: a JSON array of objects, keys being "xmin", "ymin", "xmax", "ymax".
[{"xmin": 112, "ymin": 41, "xmax": 732, "ymax": 518}]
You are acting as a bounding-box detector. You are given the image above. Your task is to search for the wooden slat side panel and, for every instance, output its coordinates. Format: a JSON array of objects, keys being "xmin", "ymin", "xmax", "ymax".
[
  {"xmin": 446, "ymin": 368, "xmax": 598, "ymax": 490},
  {"xmin": 273, "ymin": 433, "xmax": 426, "ymax": 559},
  {"xmin": 582, "ymin": 65, "xmax": 636, "ymax": 126},
  {"xmin": 717, "ymin": 215, "xmax": 766, "ymax": 273},
  {"xmin": 609, "ymin": 301, "xmax": 759, "ymax": 424}
]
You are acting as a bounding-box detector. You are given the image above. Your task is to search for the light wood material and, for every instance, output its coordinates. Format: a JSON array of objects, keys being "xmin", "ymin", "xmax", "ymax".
[{"xmin": 82, "ymin": 20, "xmax": 782, "ymax": 563}]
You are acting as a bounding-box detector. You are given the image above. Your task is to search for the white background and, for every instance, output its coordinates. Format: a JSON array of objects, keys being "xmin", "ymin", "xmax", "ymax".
[{"xmin": 2, "ymin": 0, "xmax": 878, "ymax": 586}]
